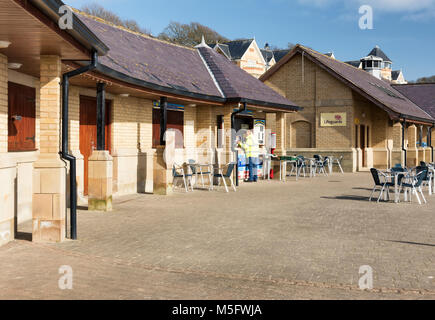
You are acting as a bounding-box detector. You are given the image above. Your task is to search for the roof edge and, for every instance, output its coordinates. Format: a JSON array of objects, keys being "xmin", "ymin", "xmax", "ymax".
[
  {"xmin": 30, "ymin": 0, "xmax": 109, "ymax": 55},
  {"xmin": 94, "ymin": 62, "xmax": 226, "ymax": 103}
]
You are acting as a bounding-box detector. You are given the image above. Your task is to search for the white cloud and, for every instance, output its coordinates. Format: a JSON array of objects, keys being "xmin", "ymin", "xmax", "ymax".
[{"xmin": 298, "ymin": 0, "xmax": 435, "ymax": 12}]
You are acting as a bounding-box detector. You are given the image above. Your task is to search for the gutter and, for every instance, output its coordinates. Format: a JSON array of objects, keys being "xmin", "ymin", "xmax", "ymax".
[
  {"xmin": 95, "ymin": 63, "xmax": 226, "ymax": 104},
  {"xmin": 430, "ymin": 125, "xmax": 434, "ymax": 163},
  {"xmin": 401, "ymin": 118, "xmax": 407, "ymax": 167},
  {"xmin": 231, "ymin": 102, "xmax": 248, "ymax": 187},
  {"xmin": 61, "ymin": 51, "xmax": 98, "ymax": 240},
  {"xmin": 30, "ymin": 0, "xmax": 109, "ymax": 55}
]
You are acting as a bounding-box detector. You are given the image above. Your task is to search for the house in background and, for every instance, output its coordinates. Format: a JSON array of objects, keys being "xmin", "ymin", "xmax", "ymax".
[
  {"xmin": 209, "ymin": 39, "xmax": 269, "ymax": 78},
  {"xmin": 345, "ymin": 46, "xmax": 407, "ymax": 84}
]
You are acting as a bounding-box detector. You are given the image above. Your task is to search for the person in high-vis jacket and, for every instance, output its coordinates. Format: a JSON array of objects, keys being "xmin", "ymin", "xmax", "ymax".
[{"xmin": 239, "ymin": 130, "xmax": 259, "ymax": 182}]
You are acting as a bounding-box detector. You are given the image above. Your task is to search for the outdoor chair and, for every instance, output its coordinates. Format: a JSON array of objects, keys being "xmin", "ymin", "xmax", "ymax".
[
  {"xmin": 173, "ymin": 163, "xmax": 193, "ymax": 192},
  {"xmin": 188, "ymin": 159, "xmax": 213, "ymax": 190},
  {"xmin": 214, "ymin": 162, "xmax": 237, "ymax": 192},
  {"xmin": 296, "ymin": 156, "xmax": 307, "ymax": 178},
  {"xmin": 369, "ymin": 168, "xmax": 394, "ymax": 203},
  {"xmin": 314, "ymin": 155, "xmax": 328, "ymax": 176},
  {"xmin": 399, "ymin": 167, "xmax": 428, "ymax": 205}
]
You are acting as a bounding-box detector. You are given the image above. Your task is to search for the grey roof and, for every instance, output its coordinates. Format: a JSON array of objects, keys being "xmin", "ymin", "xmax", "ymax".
[
  {"xmin": 220, "ymin": 39, "xmax": 254, "ymax": 60},
  {"xmin": 260, "ymin": 49, "xmax": 274, "ymax": 63},
  {"xmin": 262, "ymin": 45, "xmax": 434, "ymax": 122},
  {"xmin": 345, "ymin": 60, "xmax": 362, "ymax": 68},
  {"xmin": 209, "ymin": 43, "xmax": 232, "ymax": 60},
  {"xmin": 273, "ymin": 49, "xmax": 290, "ymax": 62},
  {"xmin": 197, "ymin": 47, "xmax": 299, "ymax": 108},
  {"xmin": 78, "ymin": 14, "xmax": 222, "ymax": 98},
  {"xmin": 77, "ymin": 14, "xmax": 299, "ymax": 111},
  {"xmin": 392, "ymin": 70, "xmax": 401, "ymax": 81},
  {"xmin": 393, "ymin": 83, "xmax": 435, "ymax": 119},
  {"xmin": 367, "ymin": 46, "xmax": 392, "ymax": 62}
]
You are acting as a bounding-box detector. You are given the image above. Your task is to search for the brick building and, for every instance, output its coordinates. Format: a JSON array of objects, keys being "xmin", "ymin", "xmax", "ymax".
[
  {"xmin": 0, "ymin": 1, "xmax": 299, "ymax": 246},
  {"xmin": 260, "ymin": 45, "xmax": 435, "ymax": 172}
]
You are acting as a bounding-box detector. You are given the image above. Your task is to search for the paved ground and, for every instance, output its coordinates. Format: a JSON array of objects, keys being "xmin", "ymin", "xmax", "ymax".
[{"xmin": 0, "ymin": 172, "xmax": 434, "ymax": 300}]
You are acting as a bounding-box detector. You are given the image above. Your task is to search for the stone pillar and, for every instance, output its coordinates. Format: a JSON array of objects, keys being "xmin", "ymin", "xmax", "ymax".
[
  {"xmin": 391, "ymin": 122, "xmax": 404, "ymax": 167},
  {"xmin": 407, "ymin": 124, "xmax": 418, "ymax": 167},
  {"xmin": 153, "ymin": 147, "xmax": 173, "ymax": 195},
  {"xmin": 273, "ymin": 112, "xmax": 287, "ymax": 178},
  {"xmin": 32, "ymin": 56, "xmax": 66, "ymax": 243},
  {"xmin": 153, "ymin": 131, "xmax": 175, "ymax": 195},
  {"xmin": 0, "ymin": 54, "xmax": 8, "ymax": 153},
  {"xmin": 143, "ymin": 149, "xmax": 155, "ymax": 194},
  {"xmin": 0, "ymin": 156, "xmax": 16, "ymax": 246},
  {"xmin": 88, "ymin": 151, "xmax": 113, "ymax": 211}
]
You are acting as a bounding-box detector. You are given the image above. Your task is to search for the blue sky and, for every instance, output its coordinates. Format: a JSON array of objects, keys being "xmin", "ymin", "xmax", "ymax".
[{"xmin": 67, "ymin": 0, "xmax": 435, "ymax": 81}]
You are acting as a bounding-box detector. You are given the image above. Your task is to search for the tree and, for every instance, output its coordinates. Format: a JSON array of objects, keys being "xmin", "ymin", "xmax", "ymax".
[
  {"xmin": 415, "ymin": 75, "xmax": 435, "ymax": 84},
  {"xmin": 81, "ymin": 3, "xmax": 151, "ymax": 35},
  {"xmin": 158, "ymin": 21, "xmax": 229, "ymax": 47}
]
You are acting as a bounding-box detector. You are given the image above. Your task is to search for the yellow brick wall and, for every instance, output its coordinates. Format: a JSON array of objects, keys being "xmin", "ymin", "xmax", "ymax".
[
  {"xmin": 265, "ymin": 53, "xmax": 355, "ymax": 150},
  {"xmin": 39, "ymin": 56, "xmax": 62, "ymax": 154},
  {"xmin": 111, "ymin": 95, "xmax": 153, "ymax": 151},
  {"xmin": 184, "ymin": 106, "xmax": 196, "ymax": 148},
  {"xmin": 0, "ymin": 54, "xmax": 7, "ymax": 153}
]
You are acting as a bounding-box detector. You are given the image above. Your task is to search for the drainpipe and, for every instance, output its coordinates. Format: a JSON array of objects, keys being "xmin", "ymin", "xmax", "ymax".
[
  {"xmin": 231, "ymin": 102, "xmax": 247, "ymax": 187},
  {"xmin": 429, "ymin": 125, "xmax": 434, "ymax": 163},
  {"xmin": 401, "ymin": 118, "xmax": 407, "ymax": 167},
  {"xmin": 61, "ymin": 51, "xmax": 98, "ymax": 240}
]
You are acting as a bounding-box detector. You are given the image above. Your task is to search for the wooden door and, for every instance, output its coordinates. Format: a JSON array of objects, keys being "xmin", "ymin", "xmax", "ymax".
[
  {"xmin": 80, "ymin": 96, "xmax": 111, "ymax": 195},
  {"xmin": 8, "ymin": 82, "xmax": 36, "ymax": 152},
  {"xmin": 152, "ymin": 109, "xmax": 184, "ymax": 148}
]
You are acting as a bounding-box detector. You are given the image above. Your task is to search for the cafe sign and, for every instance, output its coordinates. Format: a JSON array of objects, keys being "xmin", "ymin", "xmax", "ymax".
[{"xmin": 320, "ymin": 112, "xmax": 347, "ymax": 127}]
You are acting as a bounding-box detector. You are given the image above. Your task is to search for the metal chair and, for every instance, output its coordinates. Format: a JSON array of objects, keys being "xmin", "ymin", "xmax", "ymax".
[
  {"xmin": 369, "ymin": 168, "xmax": 394, "ymax": 203},
  {"xmin": 399, "ymin": 167, "xmax": 428, "ymax": 205},
  {"xmin": 214, "ymin": 162, "xmax": 237, "ymax": 192},
  {"xmin": 188, "ymin": 159, "xmax": 213, "ymax": 190},
  {"xmin": 173, "ymin": 163, "xmax": 193, "ymax": 192}
]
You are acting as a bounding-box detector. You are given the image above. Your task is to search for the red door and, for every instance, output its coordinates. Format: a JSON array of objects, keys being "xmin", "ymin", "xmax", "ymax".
[
  {"xmin": 152, "ymin": 109, "xmax": 184, "ymax": 148},
  {"xmin": 8, "ymin": 82, "xmax": 36, "ymax": 152},
  {"xmin": 80, "ymin": 96, "xmax": 111, "ymax": 195}
]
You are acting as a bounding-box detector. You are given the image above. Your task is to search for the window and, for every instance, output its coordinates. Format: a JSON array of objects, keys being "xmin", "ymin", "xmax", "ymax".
[
  {"xmin": 152, "ymin": 109, "xmax": 184, "ymax": 148},
  {"xmin": 8, "ymin": 82, "xmax": 36, "ymax": 152},
  {"xmin": 366, "ymin": 61, "xmax": 373, "ymax": 68}
]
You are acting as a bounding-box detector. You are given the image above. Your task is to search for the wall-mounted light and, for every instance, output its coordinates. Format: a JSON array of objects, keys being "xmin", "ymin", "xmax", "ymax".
[
  {"xmin": 119, "ymin": 93, "xmax": 129, "ymax": 97},
  {"xmin": 187, "ymin": 104, "xmax": 197, "ymax": 107},
  {"xmin": 8, "ymin": 63, "xmax": 22, "ymax": 70},
  {"xmin": 362, "ymin": 112, "xmax": 366, "ymax": 118},
  {"xmin": 0, "ymin": 41, "xmax": 11, "ymax": 49}
]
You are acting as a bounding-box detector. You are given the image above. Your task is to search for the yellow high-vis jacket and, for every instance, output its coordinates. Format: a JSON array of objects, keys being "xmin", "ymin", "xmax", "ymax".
[{"xmin": 240, "ymin": 135, "xmax": 259, "ymax": 158}]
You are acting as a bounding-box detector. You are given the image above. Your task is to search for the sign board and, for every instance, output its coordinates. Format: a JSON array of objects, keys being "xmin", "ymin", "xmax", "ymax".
[{"xmin": 320, "ymin": 112, "xmax": 347, "ymax": 127}]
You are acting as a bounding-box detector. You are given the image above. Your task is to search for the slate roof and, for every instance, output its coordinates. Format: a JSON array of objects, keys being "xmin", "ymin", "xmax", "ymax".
[
  {"xmin": 78, "ymin": 14, "xmax": 222, "ymax": 98},
  {"xmin": 393, "ymin": 83, "xmax": 435, "ymax": 119},
  {"xmin": 392, "ymin": 70, "xmax": 401, "ymax": 81},
  {"xmin": 220, "ymin": 39, "xmax": 254, "ymax": 60},
  {"xmin": 367, "ymin": 46, "xmax": 392, "ymax": 62},
  {"xmin": 273, "ymin": 49, "xmax": 290, "ymax": 63},
  {"xmin": 209, "ymin": 43, "xmax": 232, "ymax": 60},
  {"xmin": 261, "ymin": 45, "xmax": 434, "ymax": 123},
  {"xmin": 345, "ymin": 60, "xmax": 362, "ymax": 68},
  {"xmin": 260, "ymin": 49, "xmax": 274, "ymax": 64},
  {"xmin": 76, "ymin": 13, "xmax": 299, "ymax": 111},
  {"xmin": 198, "ymin": 47, "xmax": 299, "ymax": 108}
]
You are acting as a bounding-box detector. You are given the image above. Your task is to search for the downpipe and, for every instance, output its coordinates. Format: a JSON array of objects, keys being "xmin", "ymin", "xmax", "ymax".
[
  {"xmin": 231, "ymin": 102, "xmax": 247, "ymax": 187},
  {"xmin": 430, "ymin": 125, "xmax": 434, "ymax": 163},
  {"xmin": 401, "ymin": 119, "xmax": 407, "ymax": 167},
  {"xmin": 61, "ymin": 51, "xmax": 98, "ymax": 240}
]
